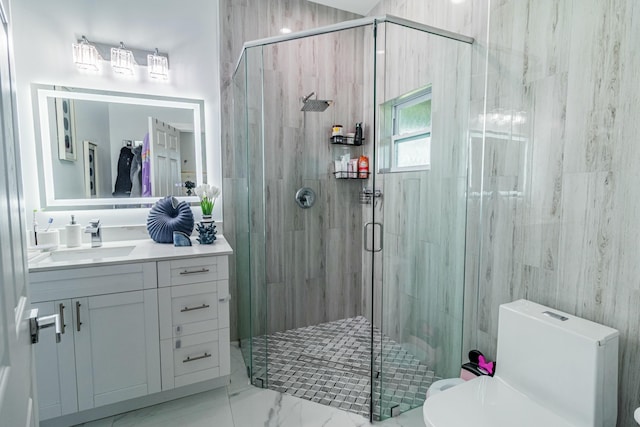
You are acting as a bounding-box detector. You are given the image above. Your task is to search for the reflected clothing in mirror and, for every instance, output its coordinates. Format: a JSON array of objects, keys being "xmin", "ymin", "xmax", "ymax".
[
  {"xmin": 113, "ymin": 146, "xmax": 134, "ymax": 197},
  {"xmin": 113, "ymin": 135, "xmax": 150, "ymax": 197},
  {"xmin": 142, "ymin": 133, "xmax": 151, "ymax": 197},
  {"xmin": 130, "ymin": 145, "xmax": 143, "ymax": 197}
]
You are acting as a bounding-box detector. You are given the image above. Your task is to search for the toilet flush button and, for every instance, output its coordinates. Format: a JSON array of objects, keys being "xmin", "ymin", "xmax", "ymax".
[{"xmin": 542, "ymin": 310, "xmax": 568, "ymax": 321}]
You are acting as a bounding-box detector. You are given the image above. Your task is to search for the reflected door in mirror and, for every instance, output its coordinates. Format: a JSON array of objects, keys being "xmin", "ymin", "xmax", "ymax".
[{"xmin": 149, "ymin": 118, "xmax": 181, "ymax": 197}]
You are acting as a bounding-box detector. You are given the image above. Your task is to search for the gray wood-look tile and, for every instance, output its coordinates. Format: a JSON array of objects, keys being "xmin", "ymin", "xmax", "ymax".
[
  {"xmin": 454, "ymin": 1, "xmax": 640, "ymax": 425},
  {"xmin": 220, "ymin": 0, "xmax": 361, "ymax": 342}
]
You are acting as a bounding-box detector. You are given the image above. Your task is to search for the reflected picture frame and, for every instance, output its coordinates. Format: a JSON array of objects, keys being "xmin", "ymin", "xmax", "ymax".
[
  {"xmin": 83, "ymin": 140, "xmax": 98, "ymax": 198},
  {"xmin": 56, "ymin": 98, "xmax": 77, "ymax": 161}
]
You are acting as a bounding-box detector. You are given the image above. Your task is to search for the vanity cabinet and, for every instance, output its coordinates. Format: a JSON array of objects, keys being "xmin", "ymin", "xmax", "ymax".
[
  {"xmin": 73, "ymin": 290, "xmax": 161, "ymax": 410},
  {"xmin": 30, "ymin": 263, "xmax": 161, "ymax": 421},
  {"xmin": 29, "ymin": 245, "xmax": 232, "ymax": 425},
  {"xmin": 157, "ymin": 256, "xmax": 230, "ymax": 390}
]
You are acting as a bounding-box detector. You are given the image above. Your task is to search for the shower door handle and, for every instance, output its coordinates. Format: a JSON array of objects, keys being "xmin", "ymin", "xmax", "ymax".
[{"xmin": 364, "ymin": 222, "xmax": 383, "ymax": 252}]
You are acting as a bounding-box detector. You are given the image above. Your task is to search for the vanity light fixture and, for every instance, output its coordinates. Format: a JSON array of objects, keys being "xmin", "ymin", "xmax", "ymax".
[
  {"xmin": 72, "ymin": 37, "xmax": 170, "ymax": 80},
  {"xmin": 72, "ymin": 36, "xmax": 101, "ymax": 71},
  {"xmin": 111, "ymin": 42, "xmax": 135, "ymax": 75},
  {"xmin": 147, "ymin": 48, "xmax": 169, "ymax": 80}
]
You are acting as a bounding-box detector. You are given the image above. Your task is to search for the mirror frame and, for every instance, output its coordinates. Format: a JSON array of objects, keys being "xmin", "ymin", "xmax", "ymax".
[{"xmin": 32, "ymin": 84, "xmax": 205, "ymax": 209}]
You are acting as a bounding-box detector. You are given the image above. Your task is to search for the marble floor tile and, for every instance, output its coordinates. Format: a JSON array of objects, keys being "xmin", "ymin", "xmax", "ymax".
[
  {"xmin": 228, "ymin": 342, "xmax": 254, "ymax": 396},
  {"xmin": 228, "ymin": 386, "xmax": 424, "ymax": 427},
  {"xmin": 78, "ymin": 342, "xmax": 426, "ymax": 427},
  {"xmin": 83, "ymin": 387, "xmax": 234, "ymax": 427}
]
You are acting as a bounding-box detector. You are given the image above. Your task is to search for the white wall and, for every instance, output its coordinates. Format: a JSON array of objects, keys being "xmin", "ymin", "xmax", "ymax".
[{"xmin": 9, "ymin": 0, "xmax": 221, "ymax": 227}]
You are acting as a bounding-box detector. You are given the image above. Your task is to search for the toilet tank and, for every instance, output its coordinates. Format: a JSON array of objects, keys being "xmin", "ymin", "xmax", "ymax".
[{"xmin": 496, "ymin": 300, "xmax": 619, "ymax": 427}]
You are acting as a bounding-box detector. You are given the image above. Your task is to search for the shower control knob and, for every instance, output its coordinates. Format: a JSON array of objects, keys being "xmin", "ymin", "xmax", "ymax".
[{"xmin": 295, "ymin": 187, "xmax": 316, "ymax": 209}]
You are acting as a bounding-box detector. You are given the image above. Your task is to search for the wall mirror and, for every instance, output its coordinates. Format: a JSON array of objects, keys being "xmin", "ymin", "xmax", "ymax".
[{"xmin": 32, "ymin": 84, "xmax": 206, "ymax": 209}]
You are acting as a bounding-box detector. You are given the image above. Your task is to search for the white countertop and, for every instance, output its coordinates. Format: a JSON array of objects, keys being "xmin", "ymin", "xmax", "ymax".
[{"xmin": 28, "ymin": 235, "xmax": 233, "ymax": 272}]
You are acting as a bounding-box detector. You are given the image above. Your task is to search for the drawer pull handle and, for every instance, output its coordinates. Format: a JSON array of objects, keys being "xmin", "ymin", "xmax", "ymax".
[
  {"xmin": 183, "ymin": 352, "xmax": 211, "ymax": 363},
  {"xmin": 59, "ymin": 303, "xmax": 66, "ymax": 334},
  {"xmin": 180, "ymin": 303, "xmax": 210, "ymax": 313},
  {"xmin": 76, "ymin": 301, "xmax": 82, "ymax": 332},
  {"xmin": 180, "ymin": 268, "xmax": 210, "ymax": 275}
]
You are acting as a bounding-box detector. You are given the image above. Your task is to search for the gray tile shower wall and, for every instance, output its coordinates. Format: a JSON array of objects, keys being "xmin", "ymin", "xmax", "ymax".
[
  {"xmin": 359, "ymin": 9, "xmax": 477, "ymax": 379},
  {"xmin": 373, "ymin": 1, "xmax": 640, "ymax": 425},
  {"xmin": 219, "ymin": 0, "xmax": 361, "ymax": 341},
  {"xmin": 476, "ymin": 2, "xmax": 640, "ymax": 425},
  {"xmin": 259, "ymin": 29, "xmax": 366, "ymax": 333}
]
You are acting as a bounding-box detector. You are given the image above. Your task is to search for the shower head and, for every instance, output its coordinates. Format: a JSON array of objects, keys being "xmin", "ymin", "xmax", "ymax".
[{"xmin": 300, "ymin": 92, "xmax": 333, "ymax": 112}]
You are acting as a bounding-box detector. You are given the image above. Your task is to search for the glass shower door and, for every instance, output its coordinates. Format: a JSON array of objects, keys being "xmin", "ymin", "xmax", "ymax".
[
  {"xmin": 233, "ymin": 44, "xmax": 269, "ymax": 387},
  {"xmin": 233, "ymin": 16, "xmax": 472, "ymax": 422},
  {"xmin": 232, "ymin": 49, "xmax": 251, "ymax": 370},
  {"xmin": 372, "ymin": 22, "xmax": 472, "ymax": 420}
]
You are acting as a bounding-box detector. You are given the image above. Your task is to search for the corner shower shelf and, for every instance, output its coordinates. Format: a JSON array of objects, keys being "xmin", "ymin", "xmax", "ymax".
[
  {"xmin": 333, "ymin": 171, "xmax": 370, "ymax": 179},
  {"xmin": 330, "ymin": 136, "xmax": 364, "ymax": 145}
]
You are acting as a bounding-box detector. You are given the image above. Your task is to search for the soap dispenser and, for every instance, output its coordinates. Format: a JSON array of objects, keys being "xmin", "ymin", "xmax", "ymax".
[{"xmin": 66, "ymin": 215, "xmax": 82, "ymax": 248}]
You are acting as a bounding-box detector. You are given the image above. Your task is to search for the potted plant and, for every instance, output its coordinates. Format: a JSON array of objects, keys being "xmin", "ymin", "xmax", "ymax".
[
  {"xmin": 194, "ymin": 183, "xmax": 220, "ymax": 221},
  {"xmin": 194, "ymin": 184, "xmax": 220, "ymax": 244}
]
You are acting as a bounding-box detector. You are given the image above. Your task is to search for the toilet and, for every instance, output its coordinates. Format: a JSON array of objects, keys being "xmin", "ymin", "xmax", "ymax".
[
  {"xmin": 423, "ymin": 299, "xmax": 619, "ymax": 427},
  {"xmin": 426, "ymin": 378, "xmax": 465, "ymax": 399}
]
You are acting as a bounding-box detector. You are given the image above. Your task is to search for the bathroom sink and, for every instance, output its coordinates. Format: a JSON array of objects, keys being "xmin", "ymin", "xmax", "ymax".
[{"xmin": 41, "ymin": 245, "xmax": 136, "ymax": 263}]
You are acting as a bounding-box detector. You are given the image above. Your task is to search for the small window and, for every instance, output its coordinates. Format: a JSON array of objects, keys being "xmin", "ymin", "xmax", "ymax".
[{"xmin": 391, "ymin": 88, "xmax": 431, "ymax": 170}]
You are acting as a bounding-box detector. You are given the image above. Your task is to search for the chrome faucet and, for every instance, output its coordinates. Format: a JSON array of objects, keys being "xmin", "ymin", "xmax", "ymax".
[{"xmin": 85, "ymin": 219, "xmax": 102, "ymax": 248}]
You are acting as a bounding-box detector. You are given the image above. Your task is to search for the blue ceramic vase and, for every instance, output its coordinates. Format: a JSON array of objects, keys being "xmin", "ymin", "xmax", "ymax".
[
  {"xmin": 147, "ymin": 196, "xmax": 194, "ymax": 243},
  {"xmin": 196, "ymin": 219, "xmax": 217, "ymax": 244}
]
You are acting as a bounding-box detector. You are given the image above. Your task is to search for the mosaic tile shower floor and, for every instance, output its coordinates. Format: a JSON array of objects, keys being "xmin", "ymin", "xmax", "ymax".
[{"xmin": 251, "ymin": 316, "xmax": 437, "ymax": 420}]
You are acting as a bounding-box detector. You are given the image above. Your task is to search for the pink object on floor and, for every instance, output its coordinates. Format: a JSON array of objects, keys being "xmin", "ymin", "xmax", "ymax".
[
  {"xmin": 460, "ymin": 369, "xmax": 477, "ymax": 381},
  {"xmin": 478, "ymin": 355, "xmax": 495, "ymax": 375}
]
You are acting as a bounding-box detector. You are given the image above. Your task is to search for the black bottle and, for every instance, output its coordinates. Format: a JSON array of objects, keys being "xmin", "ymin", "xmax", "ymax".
[{"xmin": 354, "ymin": 122, "xmax": 363, "ymax": 146}]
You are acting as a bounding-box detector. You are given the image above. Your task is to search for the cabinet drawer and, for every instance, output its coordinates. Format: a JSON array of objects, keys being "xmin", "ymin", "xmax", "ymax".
[
  {"xmin": 171, "ymin": 291, "xmax": 218, "ymax": 326},
  {"xmin": 173, "ymin": 331, "xmax": 219, "ymax": 377},
  {"xmin": 173, "ymin": 318, "xmax": 218, "ymax": 338},
  {"xmin": 30, "ymin": 263, "xmax": 157, "ymax": 302},
  {"xmin": 158, "ymin": 281, "xmax": 228, "ymax": 340},
  {"xmin": 160, "ymin": 328, "xmax": 230, "ymax": 391},
  {"xmin": 158, "ymin": 256, "xmax": 228, "ymax": 287}
]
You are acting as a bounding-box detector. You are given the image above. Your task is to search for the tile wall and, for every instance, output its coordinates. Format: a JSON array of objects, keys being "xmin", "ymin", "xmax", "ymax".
[
  {"xmin": 366, "ymin": 1, "xmax": 488, "ymax": 374},
  {"xmin": 372, "ymin": 1, "xmax": 640, "ymax": 425},
  {"xmin": 257, "ymin": 28, "xmax": 366, "ymax": 333},
  {"xmin": 479, "ymin": 2, "xmax": 640, "ymax": 424},
  {"xmin": 359, "ymin": 22, "xmax": 472, "ymax": 378},
  {"xmin": 219, "ymin": 0, "xmax": 360, "ymax": 340}
]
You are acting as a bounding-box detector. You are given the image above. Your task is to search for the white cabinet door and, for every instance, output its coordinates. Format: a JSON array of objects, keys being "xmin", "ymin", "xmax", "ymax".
[
  {"xmin": 74, "ymin": 290, "xmax": 160, "ymax": 410},
  {"xmin": 32, "ymin": 300, "xmax": 77, "ymax": 420}
]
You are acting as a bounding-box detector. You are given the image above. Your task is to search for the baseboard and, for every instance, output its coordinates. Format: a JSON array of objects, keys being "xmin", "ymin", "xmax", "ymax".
[{"xmin": 40, "ymin": 376, "xmax": 229, "ymax": 427}]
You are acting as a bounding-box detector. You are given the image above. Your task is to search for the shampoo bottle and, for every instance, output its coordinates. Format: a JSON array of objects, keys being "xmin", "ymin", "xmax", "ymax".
[
  {"xmin": 354, "ymin": 122, "xmax": 363, "ymax": 146},
  {"xmin": 358, "ymin": 155, "xmax": 369, "ymax": 179},
  {"xmin": 66, "ymin": 215, "xmax": 82, "ymax": 248}
]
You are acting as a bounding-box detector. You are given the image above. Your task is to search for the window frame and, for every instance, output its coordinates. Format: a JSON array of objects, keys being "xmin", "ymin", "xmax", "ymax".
[{"xmin": 389, "ymin": 87, "xmax": 432, "ymax": 172}]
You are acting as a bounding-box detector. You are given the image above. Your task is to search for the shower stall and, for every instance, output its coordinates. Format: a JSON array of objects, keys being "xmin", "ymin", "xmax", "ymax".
[{"xmin": 231, "ymin": 16, "xmax": 472, "ymax": 421}]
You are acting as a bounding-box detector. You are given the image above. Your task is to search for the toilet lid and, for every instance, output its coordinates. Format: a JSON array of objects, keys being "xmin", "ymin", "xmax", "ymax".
[{"xmin": 423, "ymin": 376, "xmax": 574, "ymax": 427}]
